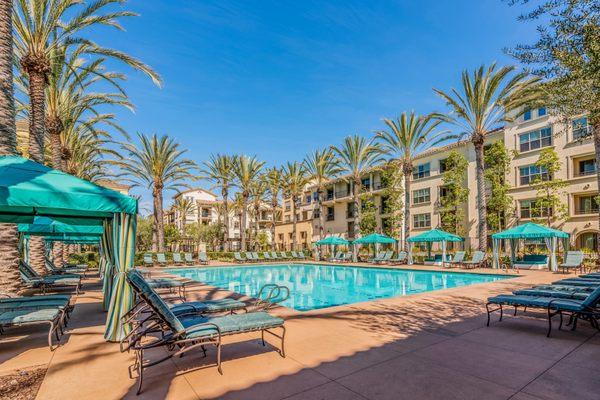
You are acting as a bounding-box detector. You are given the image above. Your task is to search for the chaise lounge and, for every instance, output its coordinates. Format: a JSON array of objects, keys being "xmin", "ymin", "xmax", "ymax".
[{"xmin": 512, "ymin": 254, "xmax": 548, "ymax": 270}]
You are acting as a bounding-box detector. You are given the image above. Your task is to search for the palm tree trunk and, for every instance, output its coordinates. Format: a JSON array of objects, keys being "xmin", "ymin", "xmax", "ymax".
[
  {"xmin": 0, "ymin": 0, "xmax": 21, "ymax": 294},
  {"xmin": 240, "ymin": 194, "xmax": 248, "ymax": 251},
  {"xmin": 292, "ymin": 196, "xmax": 298, "ymax": 251},
  {"xmin": 47, "ymin": 118, "xmax": 65, "ymax": 261},
  {"xmin": 474, "ymin": 138, "xmax": 488, "ymax": 251},
  {"xmin": 316, "ymin": 187, "xmax": 324, "ymax": 240},
  {"xmin": 222, "ymin": 187, "xmax": 229, "ymax": 251},
  {"xmin": 154, "ymin": 188, "xmax": 165, "ymax": 252},
  {"xmin": 25, "ymin": 69, "xmax": 46, "ymax": 163},
  {"xmin": 353, "ymin": 179, "xmax": 361, "ymax": 238},
  {"xmin": 254, "ymin": 204, "xmax": 260, "ymax": 250},
  {"xmin": 403, "ymin": 169, "xmax": 411, "ymax": 252},
  {"xmin": 28, "ymin": 236, "xmax": 47, "ymax": 274},
  {"xmin": 270, "ymin": 196, "xmax": 277, "ymax": 250}
]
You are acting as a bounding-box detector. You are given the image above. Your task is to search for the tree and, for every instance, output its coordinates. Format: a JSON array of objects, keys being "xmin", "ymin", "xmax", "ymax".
[
  {"xmin": 0, "ymin": 0, "xmax": 22, "ymax": 294},
  {"xmin": 380, "ymin": 160, "xmax": 404, "ymax": 239},
  {"xmin": 249, "ymin": 179, "xmax": 268, "ymax": 250},
  {"xmin": 135, "ymin": 215, "xmax": 153, "ymax": 251},
  {"xmin": 375, "ymin": 112, "xmax": 447, "ymax": 249},
  {"xmin": 164, "ymin": 223, "xmax": 180, "ymax": 250},
  {"xmin": 201, "ymin": 154, "xmax": 235, "ymax": 250},
  {"xmin": 331, "ymin": 135, "xmax": 384, "ymax": 239},
  {"xmin": 232, "ymin": 155, "xmax": 264, "ymax": 251},
  {"xmin": 530, "ymin": 148, "xmax": 569, "ymax": 225},
  {"xmin": 439, "ymin": 151, "xmax": 470, "ymax": 235},
  {"xmin": 280, "ymin": 161, "xmax": 309, "ymax": 250},
  {"xmin": 433, "ymin": 64, "xmax": 540, "ymax": 250},
  {"xmin": 173, "ymin": 196, "xmax": 197, "ymax": 232},
  {"xmin": 506, "ymin": 0, "xmax": 600, "ymax": 252},
  {"xmin": 303, "ymin": 148, "xmax": 341, "ymax": 240},
  {"xmin": 114, "ymin": 133, "xmax": 197, "ymax": 252},
  {"xmin": 485, "ymin": 142, "xmax": 514, "ymax": 233},
  {"xmin": 264, "ymin": 167, "xmax": 282, "ymax": 249},
  {"xmin": 358, "ymin": 194, "xmax": 377, "ymax": 234}
]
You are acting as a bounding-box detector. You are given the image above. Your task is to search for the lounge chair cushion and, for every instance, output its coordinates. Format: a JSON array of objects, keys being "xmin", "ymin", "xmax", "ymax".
[
  {"xmin": 517, "ymin": 255, "xmax": 548, "ymax": 264},
  {"xmin": 488, "ymin": 294, "xmax": 585, "ymax": 311},
  {"xmin": 146, "ymin": 278, "xmax": 185, "ymax": 288},
  {"xmin": 181, "ymin": 312, "xmax": 284, "ymax": 339},
  {"xmin": 170, "ymin": 298, "xmax": 246, "ymax": 314},
  {"xmin": 0, "ymin": 308, "xmax": 61, "ymax": 324},
  {"xmin": 513, "ymin": 289, "xmax": 588, "ymax": 300}
]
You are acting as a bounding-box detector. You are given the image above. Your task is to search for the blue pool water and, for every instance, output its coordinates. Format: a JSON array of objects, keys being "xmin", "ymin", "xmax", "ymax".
[{"xmin": 167, "ymin": 264, "xmax": 513, "ymax": 311}]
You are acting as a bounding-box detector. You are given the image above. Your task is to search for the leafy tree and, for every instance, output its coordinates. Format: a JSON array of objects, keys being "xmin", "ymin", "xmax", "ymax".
[
  {"xmin": 358, "ymin": 194, "xmax": 377, "ymax": 234},
  {"xmin": 530, "ymin": 148, "xmax": 568, "ymax": 225},
  {"xmin": 433, "ymin": 64, "xmax": 540, "ymax": 250},
  {"xmin": 233, "ymin": 155, "xmax": 264, "ymax": 251},
  {"xmin": 506, "ymin": 0, "xmax": 600, "ymax": 251},
  {"xmin": 264, "ymin": 166, "xmax": 282, "ymax": 249},
  {"xmin": 439, "ymin": 151, "xmax": 469, "ymax": 235},
  {"xmin": 135, "ymin": 216, "xmax": 153, "ymax": 252},
  {"xmin": 255, "ymin": 231, "xmax": 270, "ymax": 251},
  {"xmin": 164, "ymin": 223, "xmax": 180, "ymax": 249},
  {"xmin": 485, "ymin": 142, "xmax": 515, "ymax": 232},
  {"xmin": 380, "ymin": 160, "xmax": 404, "ymax": 239}
]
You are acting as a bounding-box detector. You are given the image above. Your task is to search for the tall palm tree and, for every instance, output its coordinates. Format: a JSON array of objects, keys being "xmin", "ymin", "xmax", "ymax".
[
  {"xmin": 173, "ymin": 196, "xmax": 197, "ymax": 232},
  {"xmin": 375, "ymin": 112, "xmax": 448, "ymax": 250},
  {"xmin": 303, "ymin": 148, "xmax": 341, "ymax": 241},
  {"xmin": 0, "ymin": 0, "xmax": 22, "ymax": 294},
  {"xmin": 433, "ymin": 64, "xmax": 540, "ymax": 251},
  {"xmin": 249, "ymin": 179, "xmax": 268, "ymax": 250},
  {"xmin": 233, "ymin": 155, "xmax": 265, "ymax": 251},
  {"xmin": 280, "ymin": 162, "xmax": 309, "ymax": 251},
  {"xmin": 331, "ymin": 135, "xmax": 384, "ymax": 239},
  {"xmin": 200, "ymin": 154, "xmax": 235, "ymax": 251},
  {"xmin": 230, "ymin": 192, "xmax": 246, "ymax": 250},
  {"xmin": 264, "ymin": 167, "xmax": 282, "ymax": 249},
  {"xmin": 12, "ymin": 0, "xmax": 161, "ymax": 164},
  {"xmin": 114, "ymin": 133, "xmax": 197, "ymax": 252}
]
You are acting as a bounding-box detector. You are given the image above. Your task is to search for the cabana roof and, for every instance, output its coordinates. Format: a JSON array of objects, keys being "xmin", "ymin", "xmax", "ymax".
[
  {"xmin": 0, "ymin": 156, "xmax": 137, "ymax": 223},
  {"xmin": 18, "ymin": 216, "xmax": 104, "ymax": 236},
  {"xmin": 315, "ymin": 236, "xmax": 350, "ymax": 246},
  {"xmin": 353, "ymin": 233, "xmax": 396, "ymax": 244},
  {"xmin": 407, "ymin": 228, "xmax": 464, "ymax": 243},
  {"xmin": 491, "ymin": 222, "xmax": 568, "ymax": 240}
]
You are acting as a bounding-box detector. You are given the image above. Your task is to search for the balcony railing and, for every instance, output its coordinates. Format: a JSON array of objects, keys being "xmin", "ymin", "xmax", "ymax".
[
  {"xmin": 372, "ymin": 182, "xmax": 385, "ymax": 190},
  {"xmin": 335, "ymin": 190, "xmax": 349, "ymax": 198},
  {"xmin": 575, "ymin": 169, "xmax": 597, "ymax": 177},
  {"xmin": 575, "ymin": 207, "xmax": 599, "ymax": 215},
  {"xmin": 326, "ymin": 215, "xmax": 335, "ymax": 221},
  {"xmin": 573, "ymin": 126, "xmax": 593, "ymax": 141},
  {"xmin": 325, "ymin": 192, "xmax": 334, "ymax": 201}
]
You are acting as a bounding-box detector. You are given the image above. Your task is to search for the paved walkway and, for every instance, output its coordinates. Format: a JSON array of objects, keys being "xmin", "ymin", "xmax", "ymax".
[{"xmin": 1, "ymin": 264, "xmax": 598, "ymax": 399}]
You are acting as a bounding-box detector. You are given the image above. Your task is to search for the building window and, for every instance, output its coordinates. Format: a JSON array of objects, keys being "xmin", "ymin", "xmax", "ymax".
[
  {"xmin": 577, "ymin": 159, "xmax": 597, "ymax": 177},
  {"xmin": 278, "ymin": 234, "xmax": 283, "ymax": 241},
  {"xmin": 284, "ymin": 215, "xmax": 290, "ymax": 223},
  {"xmin": 523, "ymin": 108, "xmax": 532, "ymax": 121},
  {"xmin": 302, "ymin": 211, "xmax": 309, "ymax": 220},
  {"xmin": 519, "ymin": 165, "xmax": 550, "ymax": 185},
  {"xmin": 413, "ymin": 213, "xmax": 431, "ymax": 228},
  {"xmin": 573, "ymin": 117, "xmax": 591, "ymax": 140},
  {"xmin": 313, "ymin": 209, "xmax": 320, "ymax": 218},
  {"xmin": 576, "ymin": 195, "xmax": 599, "ymax": 215},
  {"xmin": 538, "ymin": 107, "xmax": 546, "ymax": 117},
  {"xmin": 361, "ymin": 177, "xmax": 371, "ymax": 189},
  {"xmin": 380, "ymin": 195, "xmax": 390, "ymax": 214},
  {"xmin": 326, "ymin": 206, "xmax": 335, "ymax": 221},
  {"xmin": 305, "ymin": 195, "xmax": 311, "ymax": 204},
  {"xmin": 284, "ymin": 202, "xmax": 291, "ymax": 211},
  {"xmin": 439, "ymin": 158, "xmax": 448, "ymax": 173},
  {"xmin": 412, "ymin": 188, "xmax": 430, "ymax": 205},
  {"xmin": 520, "ymin": 200, "xmax": 551, "ymax": 219},
  {"xmin": 326, "ymin": 188, "xmax": 334, "ymax": 201},
  {"xmin": 519, "ymin": 127, "xmax": 552, "ymax": 152},
  {"xmin": 413, "ymin": 163, "xmax": 430, "ymax": 180},
  {"xmin": 577, "ymin": 232, "xmax": 598, "ymax": 251},
  {"xmin": 346, "ymin": 203, "xmax": 355, "ymax": 219}
]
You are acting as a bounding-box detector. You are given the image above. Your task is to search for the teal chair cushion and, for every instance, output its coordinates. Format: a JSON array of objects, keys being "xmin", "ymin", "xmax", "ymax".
[
  {"xmin": 182, "ymin": 312, "xmax": 284, "ymax": 339},
  {"xmin": 513, "ymin": 289, "xmax": 588, "ymax": 300},
  {"xmin": 146, "ymin": 278, "xmax": 184, "ymax": 288},
  {"xmin": 170, "ymin": 298, "xmax": 246, "ymax": 314},
  {"xmin": 0, "ymin": 308, "xmax": 61, "ymax": 324},
  {"xmin": 521, "ymin": 255, "xmax": 548, "ymax": 264}
]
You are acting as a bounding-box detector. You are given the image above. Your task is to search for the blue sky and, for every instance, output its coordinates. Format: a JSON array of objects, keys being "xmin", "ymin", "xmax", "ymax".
[{"xmin": 92, "ymin": 0, "xmax": 537, "ymax": 212}]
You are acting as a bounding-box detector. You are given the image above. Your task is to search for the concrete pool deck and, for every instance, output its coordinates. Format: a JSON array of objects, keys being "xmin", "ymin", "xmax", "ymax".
[{"xmin": 1, "ymin": 263, "xmax": 598, "ymax": 399}]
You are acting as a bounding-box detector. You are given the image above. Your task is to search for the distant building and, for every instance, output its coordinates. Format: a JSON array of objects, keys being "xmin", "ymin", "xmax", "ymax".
[{"xmin": 96, "ymin": 180, "xmax": 131, "ymax": 195}]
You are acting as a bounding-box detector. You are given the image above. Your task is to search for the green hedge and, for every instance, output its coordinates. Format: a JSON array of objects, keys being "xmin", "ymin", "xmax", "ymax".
[{"xmin": 68, "ymin": 252, "xmax": 99, "ymax": 269}]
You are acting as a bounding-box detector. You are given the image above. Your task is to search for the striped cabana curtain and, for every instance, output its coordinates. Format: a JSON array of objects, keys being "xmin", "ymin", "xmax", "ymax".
[
  {"xmin": 104, "ymin": 212, "xmax": 137, "ymax": 342},
  {"xmin": 101, "ymin": 218, "xmax": 115, "ymax": 310}
]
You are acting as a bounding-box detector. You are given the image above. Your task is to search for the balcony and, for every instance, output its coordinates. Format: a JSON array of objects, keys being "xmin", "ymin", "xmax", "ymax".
[
  {"xmin": 574, "ymin": 207, "xmax": 599, "ymax": 215},
  {"xmin": 346, "ymin": 211, "xmax": 355, "ymax": 219},
  {"xmin": 573, "ymin": 126, "xmax": 593, "ymax": 141},
  {"xmin": 372, "ymin": 182, "xmax": 385, "ymax": 191},
  {"xmin": 335, "ymin": 190, "xmax": 350, "ymax": 198},
  {"xmin": 574, "ymin": 168, "xmax": 597, "ymax": 177},
  {"xmin": 326, "ymin": 214, "xmax": 335, "ymax": 221},
  {"xmin": 325, "ymin": 192, "xmax": 334, "ymax": 201}
]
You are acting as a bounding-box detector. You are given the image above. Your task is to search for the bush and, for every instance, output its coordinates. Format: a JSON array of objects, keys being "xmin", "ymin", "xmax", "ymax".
[{"xmin": 69, "ymin": 252, "xmax": 99, "ymax": 269}]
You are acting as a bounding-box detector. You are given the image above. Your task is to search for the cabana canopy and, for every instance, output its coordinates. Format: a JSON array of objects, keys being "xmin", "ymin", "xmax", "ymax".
[
  {"xmin": 406, "ymin": 229, "xmax": 464, "ymax": 265},
  {"xmin": 18, "ymin": 216, "xmax": 104, "ymax": 236},
  {"xmin": 43, "ymin": 234, "xmax": 101, "ymax": 244},
  {"xmin": 315, "ymin": 236, "xmax": 351, "ymax": 246},
  {"xmin": 491, "ymin": 222, "xmax": 569, "ymax": 271},
  {"xmin": 353, "ymin": 233, "xmax": 396, "ymax": 244}
]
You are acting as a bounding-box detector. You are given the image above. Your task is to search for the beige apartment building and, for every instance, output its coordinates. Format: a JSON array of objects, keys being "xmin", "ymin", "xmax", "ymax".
[
  {"xmin": 276, "ymin": 109, "xmax": 598, "ymax": 251},
  {"xmin": 274, "ymin": 186, "xmax": 315, "ymax": 250}
]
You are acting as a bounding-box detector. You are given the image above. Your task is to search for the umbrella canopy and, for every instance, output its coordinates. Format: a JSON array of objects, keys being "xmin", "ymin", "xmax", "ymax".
[
  {"xmin": 0, "ymin": 155, "xmax": 136, "ymax": 223},
  {"xmin": 407, "ymin": 228, "xmax": 464, "ymax": 243},
  {"xmin": 492, "ymin": 222, "xmax": 569, "ymax": 239},
  {"xmin": 315, "ymin": 236, "xmax": 351, "ymax": 246},
  {"xmin": 43, "ymin": 234, "xmax": 101, "ymax": 244},
  {"xmin": 353, "ymin": 233, "xmax": 397, "ymax": 244},
  {"xmin": 18, "ymin": 216, "xmax": 104, "ymax": 236}
]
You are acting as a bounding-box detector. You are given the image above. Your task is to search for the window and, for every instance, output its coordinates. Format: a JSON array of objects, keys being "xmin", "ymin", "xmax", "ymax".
[
  {"xmin": 284, "ymin": 215, "xmax": 290, "ymax": 223},
  {"xmin": 577, "ymin": 232, "xmax": 598, "ymax": 251},
  {"xmin": 305, "ymin": 195, "xmax": 311, "ymax": 204},
  {"xmin": 519, "ymin": 165, "xmax": 550, "ymax": 185},
  {"xmin": 278, "ymin": 234, "xmax": 283, "ymax": 241},
  {"xmin": 573, "ymin": 117, "xmax": 591, "ymax": 140},
  {"xmin": 288, "ymin": 233, "xmax": 293, "ymax": 240},
  {"xmin": 519, "ymin": 127, "xmax": 552, "ymax": 152},
  {"xmin": 413, "ymin": 213, "xmax": 431, "ymax": 228},
  {"xmin": 576, "ymin": 195, "xmax": 599, "ymax": 215},
  {"xmin": 380, "ymin": 195, "xmax": 390, "ymax": 214},
  {"xmin": 361, "ymin": 177, "xmax": 371, "ymax": 189},
  {"xmin": 412, "ymin": 188, "xmax": 430, "ymax": 205},
  {"xmin": 346, "ymin": 203, "xmax": 355, "ymax": 218},
  {"xmin": 284, "ymin": 202, "xmax": 291, "ymax": 211},
  {"xmin": 413, "ymin": 163, "xmax": 430, "ymax": 180},
  {"xmin": 578, "ymin": 159, "xmax": 596, "ymax": 176},
  {"xmin": 523, "ymin": 108, "xmax": 532, "ymax": 121},
  {"xmin": 520, "ymin": 200, "xmax": 551, "ymax": 219},
  {"xmin": 313, "ymin": 209, "xmax": 320, "ymax": 218},
  {"xmin": 538, "ymin": 107, "xmax": 546, "ymax": 117},
  {"xmin": 326, "ymin": 206, "xmax": 335, "ymax": 221},
  {"xmin": 313, "ymin": 191, "xmax": 318, "ymax": 201},
  {"xmin": 439, "ymin": 158, "xmax": 448, "ymax": 173}
]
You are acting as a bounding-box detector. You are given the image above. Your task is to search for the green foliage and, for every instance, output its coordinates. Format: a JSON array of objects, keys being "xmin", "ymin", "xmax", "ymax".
[
  {"xmin": 185, "ymin": 222, "xmax": 225, "ymax": 251},
  {"xmin": 68, "ymin": 252, "xmax": 98, "ymax": 269},
  {"xmin": 136, "ymin": 216, "xmax": 153, "ymax": 251},
  {"xmin": 530, "ymin": 148, "xmax": 569, "ymax": 224},
  {"xmin": 380, "ymin": 160, "xmax": 404, "ymax": 237},
  {"xmin": 484, "ymin": 142, "xmax": 515, "ymax": 232},
  {"xmin": 439, "ymin": 151, "xmax": 469, "ymax": 235},
  {"xmin": 358, "ymin": 194, "xmax": 377, "ymax": 234},
  {"xmin": 164, "ymin": 223, "xmax": 180, "ymax": 246},
  {"xmin": 255, "ymin": 231, "xmax": 270, "ymax": 250}
]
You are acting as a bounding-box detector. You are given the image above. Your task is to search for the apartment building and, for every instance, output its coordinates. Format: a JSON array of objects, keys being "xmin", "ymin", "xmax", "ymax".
[
  {"xmin": 276, "ymin": 110, "xmax": 598, "ymax": 251},
  {"xmin": 274, "ymin": 185, "xmax": 314, "ymax": 250}
]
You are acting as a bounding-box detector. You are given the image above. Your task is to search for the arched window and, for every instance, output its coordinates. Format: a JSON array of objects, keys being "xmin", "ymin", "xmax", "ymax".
[{"xmin": 576, "ymin": 232, "xmax": 598, "ymax": 251}]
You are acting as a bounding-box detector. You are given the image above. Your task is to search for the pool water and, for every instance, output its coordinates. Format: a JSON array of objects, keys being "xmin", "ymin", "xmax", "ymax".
[{"xmin": 166, "ymin": 264, "xmax": 513, "ymax": 311}]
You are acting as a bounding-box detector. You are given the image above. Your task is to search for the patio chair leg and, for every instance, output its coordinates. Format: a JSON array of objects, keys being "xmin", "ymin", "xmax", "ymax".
[
  {"xmin": 261, "ymin": 330, "xmax": 265, "ymax": 346},
  {"xmin": 558, "ymin": 311, "xmax": 564, "ymax": 331},
  {"xmin": 48, "ymin": 321, "xmax": 54, "ymax": 349},
  {"xmin": 547, "ymin": 309, "xmax": 554, "ymax": 338},
  {"xmin": 280, "ymin": 326, "xmax": 286, "ymax": 358},
  {"xmin": 499, "ymin": 304, "xmax": 503, "ymax": 321},
  {"xmin": 216, "ymin": 343, "xmax": 223, "ymax": 375},
  {"xmin": 514, "ymin": 306, "xmax": 518, "ymax": 316},
  {"xmin": 136, "ymin": 349, "xmax": 144, "ymax": 395},
  {"xmin": 571, "ymin": 316, "xmax": 578, "ymax": 331}
]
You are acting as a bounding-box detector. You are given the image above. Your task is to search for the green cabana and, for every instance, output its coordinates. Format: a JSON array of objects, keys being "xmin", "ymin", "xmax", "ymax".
[
  {"xmin": 406, "ymin": 229, "xmax": 464, "ymax": 265},
  {"xmin": 353, "ymin": 233, "xmax": 396, "ymax": 244},
  {"xmin": 0, "ymin": 155, "xmax": 137, "ymax": 341},
  {"xmin": 491, "ymin": 222, "xmax": 569, "ymax": 272},
  {"xmin": 314, "ymin": 236, "xmax": 351, "ymax": 261},
  {"xmin": 18, "ymin": 216, "xmax": 104, "ymax": 236}
]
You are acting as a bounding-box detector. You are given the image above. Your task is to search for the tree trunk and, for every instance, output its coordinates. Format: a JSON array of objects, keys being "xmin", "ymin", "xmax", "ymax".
[
  {"xmin": 240, "ymin": 193, "xmax": 248, "ymax": 251},
  {"xmin": 25, "ymin": 69, "xmax": 46, "ymax": 163},
  {"xmin": 153, "ymin": 186, "xmax": 165, "ymax": 252},
  {"xmin": 270, "ymin": 196, "xmax": 277, "ymax": 250},
  {"xmin": 28, "ymin": 236, "xmax": 47, "ymax": 275},
  {"xmin": 473, "ymin": 138, "xmax": 488, "ymax": 251},
  {"xmin": 47, "ymin": 117, "xmax": 64, "ymax": 261},
  {"xmin": 353, "ymin": 179, "xmax": 361, "ymax": 238},
  {"xmin": 291, "ymin": 195, "xmax": 298, "ymax": 251},
  {"xmin": 402, "ymin": 163, "xmax": 412, "ymax": 252},
  {"xmin": 254, "ymin": 204, "xmax": 260, "ymax": 250},
  {"xmin": 316, "ymin": 187, "xmax": 324, "ymax": 240},
  {"xmin": 0, "ymin": 0, "xmax": 21, "ymax": 294},
  {"xmin": 593, "ymin": 119, "xmax": 600, "ymax": 259},
  {"xmin": 222, "ymin": 187, "xmax": 229, "ymax": 251}
]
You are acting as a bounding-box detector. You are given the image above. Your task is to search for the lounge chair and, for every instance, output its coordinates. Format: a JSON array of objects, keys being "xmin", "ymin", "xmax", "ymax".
[
  {"xmin": 45, "ymin": 256, "xmax": 87, "ymax": 275},
  {"xmin": 297, "ymin": 252, "xmax": 306, "ymax": 260},
  {"xmin": 122, "ymin": 270, "xmax": 288, "ymax": 395},
  {"xmin": 328, "ymin": 251, "xmax": 343, "ymax": 262},
  {"xmin": 461, "ymin": 251, "xmax": 486, "ymax": 269},
  {"xmin": 270, "ymin": 251, "xmax": 280, "ymax": 260},
  {"xmin": 581, "ymin": 272, "xmax": 600, "ymax": 279},
  {"xmin": 233, "ymin": 252, "xmax": 246, "ymax": 263},
  {"xmin": 369, "ymin": 252, "xmax": 385, "ymax": 262},
  {"xmin": 374, "ymin": 251, "xmax": 393, "ymax": 264},
  {"xmin": 552, "ymin": 277, "xmax": 600, "ymax": 287},
  {"xmin": 279, "ymin": 252, "xmax": 290, "ymax": 260},
  {"xmin": 184, "ymin": 253, "xmax": 194, "ymax": 265},
  {"xmin": 243, "ymin": 252, "xmax": 254, "ymax": 262},
  {"xmin": 513, "ymin": 254, "xmax": 549, "ymax": 270},
  {"xmin": 19, "ymin": 261, "xmax": 82, "ymax": 294},
  {"xmin": 172, "ymin": 253, "xmax": 184, "ymax": 265},
  {"xmin": 446, "ymin": 251, "xmax": 466, "ymax": 268},
  {"xmin": 198, "ymin": 252, "xmax": 209, "ymax": 265},
  {"xmin": 486, "ymin": 285, "xmax": 600, "ymax": 336},
  {"xmin": 389, "ymin": 251, "xmax": 408, "ymax": 265},
  {"xmin": 339, "ymin": 252, "xmax": 353, "ymax": 263},
  {"xmin": 252, "ymin": 252, "xmax": 261, "ymax": 261},
  {"xmin": 156, "ymin": 253, "xmax": 168, "ymax": 266},
  {"xmin": 513, "ymin": 287, "xmax": 590, "ymax": 300},
  {"xmin": 559, "ymin": 251, "xmax": 585, "ymax": 274},
  {"xmin": 143, "ymin": 253, "xmax": 154, "ymax": 267},
  {"xmin": 0, "ymin": 294, "xmax": 74, "ymax": 322},
  {"xmin": 0, "ymin": 306, "xmax": 67, "ymax": 349},
  {"xmin": 290, "ymin": 251, "xmax": 299, "ymax": 259}
]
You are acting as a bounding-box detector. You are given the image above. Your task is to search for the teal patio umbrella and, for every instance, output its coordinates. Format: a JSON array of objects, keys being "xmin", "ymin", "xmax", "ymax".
[
  {"xmin": 314, "ymin": 236, "xmax": 351, "ymax": 260},
  {"xmin": 406, "ymin": 229, "xmax": 464, "ymax": 265},
  {"xmin": 353, "ymin": 233, "xmax": 397, "ymax": 260}
]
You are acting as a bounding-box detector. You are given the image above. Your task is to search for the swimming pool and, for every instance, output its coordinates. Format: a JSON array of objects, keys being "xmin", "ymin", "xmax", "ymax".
[{"xmin": 167, "ymin": 264, "xmax": 513, "ymax": 311}]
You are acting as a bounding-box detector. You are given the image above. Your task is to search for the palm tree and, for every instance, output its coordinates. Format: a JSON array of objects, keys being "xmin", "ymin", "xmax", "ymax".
[
  {"xmin": 0, "ymin": 0, "xmax": 22, "ymax": 294},
  {"xmin": 331, "ymin": 135, "xmax": 384, "ymax": 239},
  {"xmin": 12, "ymin": 0, "xmax": 161, "ymax": 164},
  {"xmin": 264, "ymin": 167, "xmax": 282, "ymax": 249},
  {"xmin": 173, "ymin": 196, "xmax": 197, "ymax": 232},
  {"xmin": 303, "ymin": 148, "xmax": 341, "ymax": 241},
  {"xmin": 200, "ymin": 154, "xmax": 235, "ymax": 250},
  {"xmin": 280, "ymin": 162, "xmax": 309, "ymax": 251},
  {"xmin": 375, "ymin": 112, "xmax": 448, "ymax": 250},
  {"xmin": 230, "ymin": 192, "xmax": 246, "ymax": 250},
  {"xmin": 233, "ymin": 155, "xmax": 265, "ymax": 251},
  {"xmin": 433, "ymin": 64, "xmax": 540, "ymax": 251},
  {"xmin": 114, "ymin": 133, "xmax": 197, "ymax": 252},
  {"xmin": 249, "ymin": 179, "xmax": 268, "ymax": 250}
]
